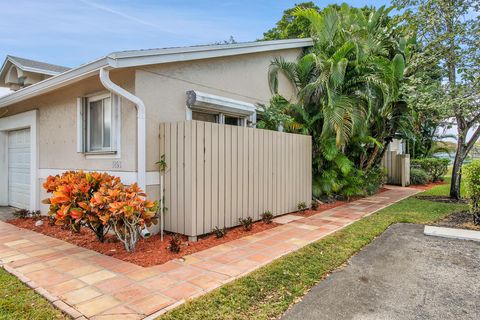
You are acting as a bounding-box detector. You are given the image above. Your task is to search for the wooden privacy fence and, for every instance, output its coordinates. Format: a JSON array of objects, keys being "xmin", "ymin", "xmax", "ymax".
[
  {"xmin": 159, "ymin": 120, "xmax": 312, "ymax": 238},
  {"xmin": 381, "ymin": 151, "xmax": 410, "ymax": 187}
]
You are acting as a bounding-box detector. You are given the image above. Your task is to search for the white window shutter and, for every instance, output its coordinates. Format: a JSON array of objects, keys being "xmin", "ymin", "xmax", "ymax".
[{"xmin": 76, "ymin": 97, "xmax": 86, "ymax": 152}]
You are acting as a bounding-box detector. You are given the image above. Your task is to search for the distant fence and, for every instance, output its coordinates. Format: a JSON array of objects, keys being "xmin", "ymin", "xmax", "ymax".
[
  {"xmin": 382, "ymin": 151, "xmax": 410, "ymax": 187},
  {"xmin": 160, "ymin": 120, "xmax": 312, "ymax": 238}
]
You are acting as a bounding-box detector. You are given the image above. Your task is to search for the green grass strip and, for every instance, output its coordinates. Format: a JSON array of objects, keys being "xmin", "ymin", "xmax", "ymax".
[
  {"xmin": 160, "ymin": 188, "xmax": 466, "ymax": 319},
  {"xmin": 0, "ymin": 268, "xmax": 68, "ymax": 320}
]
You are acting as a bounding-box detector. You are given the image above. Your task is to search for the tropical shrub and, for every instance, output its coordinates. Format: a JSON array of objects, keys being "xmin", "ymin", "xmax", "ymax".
[
  {"xmin": 169, "ymin": 234, "xmax": 182, "ymax": 253},
  {"xmin": 463, "ymin": 161, "xmax": 480, "ymax": 225},
  {"xmin": 43, "ymin": 171, "xmax": 158, "ymax": 252},
  {"xmin": 411, "ymin": 158, "xmax": 449, "ymax": 182},
  {"xmin": 43, "ymin": 171, "xmax": 113, "ymax": 238},
  {"xmin": 13, "ymin": 209, "xmax": 41, "ymax": 220},
  {"xmin": 239, "ymin": 217, "xmax": 253, "ymax": 231},
  {"xmin": 213, "ymin": 226, "xmax": 227, "ymax": 238},
  {"xmin": 297, "ymin": 202, "xmax": 307, "ymax": 211},
  {"xmin": 363, "ymin": 167, "xmax": 387, "ymax": 196},
  {"xmin": 92, "ymin": 182, "xmax": 158, "ymax": 252},
  {"xmin": 410, "ymin": 168, "xmax": 430, "ymax": 185},
  {"xmin": 261, "ymin": 211, "xmax": 274, "ymax": 224}
]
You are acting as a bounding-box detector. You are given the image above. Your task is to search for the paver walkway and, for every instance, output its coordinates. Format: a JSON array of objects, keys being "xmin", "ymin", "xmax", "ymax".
[{"xmin": 0, "ymin": 186, "xmax": 418, "ymax": 319}]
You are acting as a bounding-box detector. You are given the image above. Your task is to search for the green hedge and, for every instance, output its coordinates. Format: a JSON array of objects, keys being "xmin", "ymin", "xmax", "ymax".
[
  {"xmin": 463, "ymin": 160, "xmax": 480, "ymax": 224},
  {"xmin": 410, "ymin": 168, "xmax": 430, "ymax": 185},
  {"xmin": 411, "ymin": 158, "xmax": 449, "ymax": 182}
]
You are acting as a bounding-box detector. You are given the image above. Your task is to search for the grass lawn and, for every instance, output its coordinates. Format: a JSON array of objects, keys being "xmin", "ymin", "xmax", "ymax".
[
  {"xmin": 0, "ymin": 268, "xmax": 67, "ymax": 320},
  {"xmin": 159, "ymin": 184, "xmax": 467, "ymax": 320},
  {"xmin": 421, "ymin": 176, "xmax": 466, "ymax": 197}
]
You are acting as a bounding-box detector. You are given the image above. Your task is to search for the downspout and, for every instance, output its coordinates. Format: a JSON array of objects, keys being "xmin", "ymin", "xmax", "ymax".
[{"xmin": 99, "ymin": 67, "xmax": 146, "ymax": 192}]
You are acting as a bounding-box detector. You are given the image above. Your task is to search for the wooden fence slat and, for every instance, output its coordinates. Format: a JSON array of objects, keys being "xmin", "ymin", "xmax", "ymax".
[
  {"xmin": 164, "ymin": 123, "xmax": 171, "ymax": 231},
  {"xmin": 211, "ymin": 124, "xmax": 219, "ymax": 230},
  {"xmin": 225, "ymin": 125, "xmax": 232, "ymax": 227},
  {"xmin": 184, "ymin": 122, "xmax": 192, "ymax": 236},
  {"xmin": 242, "ymin": 128, "xmax": 248, "ymax": 220},
  {"xmin": 253, "ymin": 129, "xmax": 259, "ymax": 219},
  {"xmin": 204, "ymin": 122, "xmax": 212, "ymax": 233},
  {"xmin": 248, "ymin": 128, "xmax": 255, "ymax": 220},
  {"xmin": 218, "ymin": 124, "xmax": 225, "ymax": 228},
  {"xmin": 196, "ymin": 122, "xmax": 205, "ymax": 235},
  {"xmin": 231, "ymin": 126, "xmax": 238, "ymax": 226},
  {"xmin": 177, "ymin": 122, "xmax": 185, "ymax": 234}
]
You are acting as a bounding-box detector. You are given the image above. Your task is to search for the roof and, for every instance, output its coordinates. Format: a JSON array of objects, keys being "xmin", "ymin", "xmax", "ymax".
[
  {"xmin": 0, "ymin": 38, "xmax": 313, "ymax": 108},
  {"xmin": 3, "ymin": 55, "xmax": 70, "ymax": 76}
]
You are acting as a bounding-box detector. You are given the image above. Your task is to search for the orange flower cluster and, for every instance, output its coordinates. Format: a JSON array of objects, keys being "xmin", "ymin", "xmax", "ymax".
[{"xmin": 42, "ymin": 171, "xmax": 158, "ymax": 248}]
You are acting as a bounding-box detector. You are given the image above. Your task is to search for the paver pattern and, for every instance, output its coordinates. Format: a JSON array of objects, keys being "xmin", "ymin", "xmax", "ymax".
[{"xmin": 0, "ymin": 186, "xmax": 418, "ymax": 319}]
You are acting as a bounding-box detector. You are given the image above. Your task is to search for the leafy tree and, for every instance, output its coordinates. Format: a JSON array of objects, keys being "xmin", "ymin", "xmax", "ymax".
[
  {"xmin": 394, "ymin": 0, "xmax": 480, "ymax": 199},
  {"xmin": 263, "ymin": 2, "xmax": 320, "ymax": 40}
]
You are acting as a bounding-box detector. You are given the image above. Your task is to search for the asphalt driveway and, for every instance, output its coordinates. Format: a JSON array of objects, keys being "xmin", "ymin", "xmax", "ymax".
[{"xmin": 282, "ymin": 223, "xmax": 480, "ymax": 320}]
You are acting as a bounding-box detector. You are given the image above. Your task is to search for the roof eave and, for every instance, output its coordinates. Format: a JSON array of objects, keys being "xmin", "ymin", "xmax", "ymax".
[
  {"xmin": 109, "ymin": 38, "xmax": 313, "ymax": 68},
  {"xmin": 0, "ymin": 57, "xmax": 108, "ymax": 108},
  {"xmin": 0, "ymin": 38, "xmax": 313, "ymax": 108}
]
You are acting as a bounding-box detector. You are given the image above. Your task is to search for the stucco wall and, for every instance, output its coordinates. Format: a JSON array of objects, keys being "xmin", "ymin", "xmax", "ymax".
[
  {"xmin": 1, "ymin": 69, "xmax": 138, "ymax": 172},
  {"xmin": 135, "ymin": 48, "xmax": 301, "ymax": 171}
]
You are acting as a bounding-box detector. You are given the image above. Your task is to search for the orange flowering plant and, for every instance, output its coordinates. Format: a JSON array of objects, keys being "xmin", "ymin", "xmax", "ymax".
[{"xmin": 43, "ymin": 171, "xmax": 158, "ymax": 251}]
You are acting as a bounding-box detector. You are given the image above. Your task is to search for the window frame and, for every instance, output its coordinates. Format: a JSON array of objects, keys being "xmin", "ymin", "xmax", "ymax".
[
  {"xmin": 78, "ymin": 92, "xmax": 121, "ymax": 158},
  {"xmin": 86, "ymin": 93, "xmax": 113, "ymax": 153}
]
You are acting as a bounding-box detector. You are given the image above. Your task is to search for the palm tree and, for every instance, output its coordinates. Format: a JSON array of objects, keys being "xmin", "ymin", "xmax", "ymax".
[{"xmin": 268, "ymin": 4, "xmax": 411, "ymax": 196}]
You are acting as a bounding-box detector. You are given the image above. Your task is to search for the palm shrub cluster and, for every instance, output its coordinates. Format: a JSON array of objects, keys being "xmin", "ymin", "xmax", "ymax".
[{"xmin": 262, "ymin": 4, "xmax": 412, "ymax": 198}]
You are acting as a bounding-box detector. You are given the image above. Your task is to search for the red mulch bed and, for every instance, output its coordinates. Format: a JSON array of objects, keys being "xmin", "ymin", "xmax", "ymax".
[
  {"xmin": 409, "ymin": 180, "xmax": 446, "ymax": 190},
  {"xmin": 7, "ymin": 217, "xmax": 278, "ymax": 267},
  {"xmin": 293, "ymin": 187, "xmax": 390, "ymax": 217},
  {"xmin": 292, "ymin": 201, "xmax": 346, "ymax": 217}
]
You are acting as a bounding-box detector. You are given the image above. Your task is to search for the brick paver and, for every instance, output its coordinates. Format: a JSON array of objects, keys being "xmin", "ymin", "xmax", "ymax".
[{"xmin": 0, "ymin": 186, "xmax": 418, "ymax": 319}]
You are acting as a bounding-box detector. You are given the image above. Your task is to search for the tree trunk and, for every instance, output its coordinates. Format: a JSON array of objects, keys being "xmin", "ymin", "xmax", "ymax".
[{"xmin": 450, "ymin": 147, "xmax": 464, "ymax": 199}]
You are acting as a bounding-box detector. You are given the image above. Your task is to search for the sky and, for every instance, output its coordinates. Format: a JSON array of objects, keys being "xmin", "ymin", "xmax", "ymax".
[{"xmin": 0, "ymin": 0, "xmax": 391, "ymax": 68}]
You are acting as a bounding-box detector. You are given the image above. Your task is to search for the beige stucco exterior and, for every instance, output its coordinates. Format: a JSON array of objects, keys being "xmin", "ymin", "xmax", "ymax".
[
  {"xmin": 0, "ymin": 47, "xmax": 302, "ymax": 213},
  {"xmin": 136, "ymin": 48, "xmax": 300, "ymax": 171}
]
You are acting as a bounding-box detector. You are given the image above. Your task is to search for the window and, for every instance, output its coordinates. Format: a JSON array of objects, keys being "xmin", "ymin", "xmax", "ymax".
[
  {"xmin": 87, "ymin": 95, "xmax": 112, "ymax": 151},
  {"xmin": 77, "ymin": 93, "xmax": 120, "ymax": 155},
  {"xmin": 192, "ymin": 111, "xmax": 217, "ymax": 123}
]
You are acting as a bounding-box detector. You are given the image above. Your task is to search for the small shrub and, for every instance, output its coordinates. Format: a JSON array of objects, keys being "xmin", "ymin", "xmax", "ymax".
[
  {"xmin": 169, "ymin": 234, "xmax": 182, "ymax": 253},
  {"xmin": 463, "ymin": 160, "xmax": 480, "ymax": 225},
  {"xmin": 239, "ymin": 217, "xmax": 253, "ymax": 231},
  {"xmin": 310, "ymin": 200, "xmax": 319, "ymax": 211},
  {"xmin": 261, "ymin": 211, "xmax": 274, "ymax": 224},
  {"xmin": 213, "ymin": 226, "xmax": 227, "ymax": 238},
  {"xmin": 14, "ymin": 209, "xmax": 41, "ymax": 220},
  {"xmin": 363, "ymin": 166, "xmax": 387, "ymax": 196},
  {"xmin": 411, "ymin": 158, "xmax": 449, "ymax": 182},
  {"xmin": 410, "ymin": 168, "xmax": 430, "ymax": 185},
  {"xmin": 297, "ymin": 201, "xmax": 307, "ymax": 211}
]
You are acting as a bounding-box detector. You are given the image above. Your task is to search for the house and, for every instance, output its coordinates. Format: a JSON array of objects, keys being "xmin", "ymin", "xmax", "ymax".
[{"xmin": 0, "ymin": 38, "xmax": 313, "ymax": 238}]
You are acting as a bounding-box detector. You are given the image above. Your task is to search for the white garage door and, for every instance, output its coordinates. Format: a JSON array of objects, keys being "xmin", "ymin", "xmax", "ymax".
[{"xmin": 8, "ymin": 128, "xmax": 31, "ymax": 209}]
